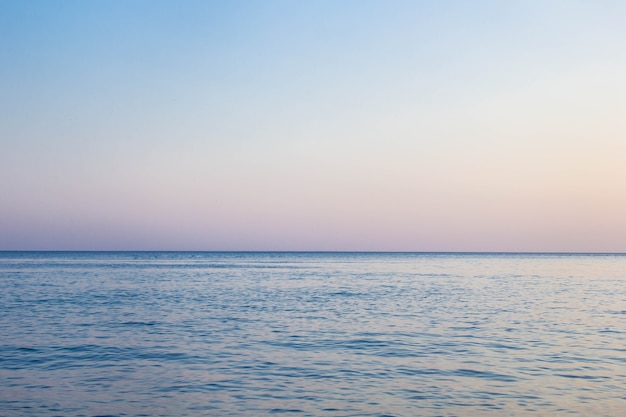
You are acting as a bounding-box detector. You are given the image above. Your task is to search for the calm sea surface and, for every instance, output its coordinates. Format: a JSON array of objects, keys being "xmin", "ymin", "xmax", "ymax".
[{"xmin": 1, "ymin": 252, "xmax": 625, "ymax": 416}]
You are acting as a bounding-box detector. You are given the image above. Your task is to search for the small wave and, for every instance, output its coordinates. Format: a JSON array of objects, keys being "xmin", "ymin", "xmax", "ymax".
[
  {"xmin": 120, "ymin": 321, "xmax": 158, "ymax": 326},
  {"xmin": 451, "ymin": 368, "xmax": 520, "ymax": 382}
]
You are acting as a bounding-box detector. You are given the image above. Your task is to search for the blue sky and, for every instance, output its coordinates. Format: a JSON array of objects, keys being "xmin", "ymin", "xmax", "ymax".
[{"xmin": 2, "ymin": 0, "xmax": 626, "ymax": 251}]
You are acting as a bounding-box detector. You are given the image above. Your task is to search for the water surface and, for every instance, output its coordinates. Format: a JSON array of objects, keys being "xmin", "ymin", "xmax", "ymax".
[{"xmin": 1, "ymin": 252, "xmax": 625, "ymax": 416}]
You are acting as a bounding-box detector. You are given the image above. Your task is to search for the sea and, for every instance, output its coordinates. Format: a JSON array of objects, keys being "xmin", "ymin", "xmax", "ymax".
[{"xmin": 1, "ymin": 252, "xmax": 625, "ymax": 417}]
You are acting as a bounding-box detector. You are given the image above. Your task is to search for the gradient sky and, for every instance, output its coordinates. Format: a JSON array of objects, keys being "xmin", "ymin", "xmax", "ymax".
[{"xmin": 2, "ymin": 0, "xmax": 626, "ymax": 251}]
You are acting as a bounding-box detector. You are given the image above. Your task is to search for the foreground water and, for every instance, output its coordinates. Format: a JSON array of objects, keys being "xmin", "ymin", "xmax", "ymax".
[{"xmin": 1, "ymin": 252, "xmax": 625, "ymax": 416}]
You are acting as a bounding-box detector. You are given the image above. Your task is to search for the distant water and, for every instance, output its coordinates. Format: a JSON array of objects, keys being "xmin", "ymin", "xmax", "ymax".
[{"xmin": 1, "ymin": 252, "xmax": 626, "ymax": 417}]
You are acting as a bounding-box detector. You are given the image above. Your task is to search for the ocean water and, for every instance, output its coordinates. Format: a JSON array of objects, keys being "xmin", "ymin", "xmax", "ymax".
[{"xmin": 1, "ymin": 252, "xmax": 625, "ymax": 417}]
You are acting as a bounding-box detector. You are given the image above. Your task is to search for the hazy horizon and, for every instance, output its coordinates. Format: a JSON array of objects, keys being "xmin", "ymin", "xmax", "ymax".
[
  {"xmin": 2, "ymin": 0, "xmax": 626, "ymax": 252},
  {"xmin": 2, "ymin": 250, "xmax": 626, "ymax": 256}
]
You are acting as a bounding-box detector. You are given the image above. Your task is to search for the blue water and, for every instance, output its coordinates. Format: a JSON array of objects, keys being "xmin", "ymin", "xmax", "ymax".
[{"xmin": 1, "ymin": 252, "xmax": 625, "ymax": 416}]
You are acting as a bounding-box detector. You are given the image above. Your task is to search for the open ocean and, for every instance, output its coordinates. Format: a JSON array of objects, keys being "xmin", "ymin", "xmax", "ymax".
[{"xmin": 1, "ymin": 252, "xmax": 625, "ymax": 416}]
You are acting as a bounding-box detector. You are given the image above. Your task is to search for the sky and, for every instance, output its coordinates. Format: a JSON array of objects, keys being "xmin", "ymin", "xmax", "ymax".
[{"xmin": 1, "ymin": 0, "xmax": 626, "ymax": 252}]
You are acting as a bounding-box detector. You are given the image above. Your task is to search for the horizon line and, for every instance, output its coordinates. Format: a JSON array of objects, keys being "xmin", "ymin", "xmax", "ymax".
[{"xmin": 1, "ymin": 250, "xmax": 626, "ymax": 255}]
